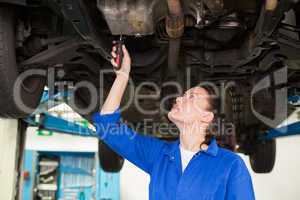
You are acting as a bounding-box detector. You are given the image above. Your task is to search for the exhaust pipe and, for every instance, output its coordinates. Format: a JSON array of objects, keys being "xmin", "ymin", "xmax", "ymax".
[
  {"xmin": 165, "ymin": 0, "xmax": 184, "ymax": 72},
  {"xmin": 166, "ymin": 0, "xmax": 184, "ymax": 38},
  {"xmin": 161, "ymin": 0, "xmax": 185, "ymax": 113},
  {"xmin": 164, "ymin": 0, "xmax": 184, "ymax": 78}
]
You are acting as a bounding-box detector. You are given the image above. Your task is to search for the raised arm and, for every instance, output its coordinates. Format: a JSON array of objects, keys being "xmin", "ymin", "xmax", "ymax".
[
  {"xmin": 93, "ymin": 44, "xmax": 165, "ymax": 174},
  {"xmin": 100, "ymin": 44, "xmax": 131, "ymax": 114}
]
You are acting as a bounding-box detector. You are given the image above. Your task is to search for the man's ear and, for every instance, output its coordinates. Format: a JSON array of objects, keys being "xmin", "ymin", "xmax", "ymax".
[{"xmin": 202, "ymin": 111, "xmax": 214, "ymax": 123}]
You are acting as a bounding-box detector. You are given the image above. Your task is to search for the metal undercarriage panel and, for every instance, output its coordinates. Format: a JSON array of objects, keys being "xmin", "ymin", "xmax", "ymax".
[{"xmin": 97, "ymin": 0, "xmax": 164, "ymax": 35}]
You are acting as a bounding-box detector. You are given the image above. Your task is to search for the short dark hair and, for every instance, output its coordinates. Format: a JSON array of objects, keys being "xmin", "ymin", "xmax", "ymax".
[
  {"xmin": 200, "ymin": 85, "xmax": 220, "ymax": 112},
  {"xmin": 199, "ymin": 85, "xmax": 236, "ymax": 151}
]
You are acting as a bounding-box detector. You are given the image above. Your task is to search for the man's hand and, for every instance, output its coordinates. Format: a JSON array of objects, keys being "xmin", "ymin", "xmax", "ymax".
[{"xmin": 111, "ymin": 44, "xmax": 131, "ymax": 80}]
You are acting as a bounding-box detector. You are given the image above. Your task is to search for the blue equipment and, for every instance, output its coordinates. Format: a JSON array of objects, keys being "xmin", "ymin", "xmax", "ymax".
[{"xmin": 22, "ymin": 90, "xmax": 120, "ymax": 200}]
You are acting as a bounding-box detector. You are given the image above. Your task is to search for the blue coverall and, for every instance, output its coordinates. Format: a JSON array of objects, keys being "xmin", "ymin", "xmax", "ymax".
[{"xmin": 92, "ymin": 107, "xmax": 256, "ymax": 200}]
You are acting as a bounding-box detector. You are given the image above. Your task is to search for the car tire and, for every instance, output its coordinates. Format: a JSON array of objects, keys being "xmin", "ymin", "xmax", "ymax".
[
  {"xmin": 0, "ymin": 6, "xmax": 45, "ymax": 118},
  {"xmin": 98, "ymin": 140, "xmax": 124, "ymax": 172},
  {"xmin": 249, "ymin": 139, "xmax": 276, "ymax": 173},
  {"xmin": 71, "ymin": 87, "xmax": 124, "ymax": 172}
]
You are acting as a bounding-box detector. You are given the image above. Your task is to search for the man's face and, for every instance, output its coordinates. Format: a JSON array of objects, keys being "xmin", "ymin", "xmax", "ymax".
[{"xmin": 167, "ymin": 87, "xmax": 214, "ymax": 125}]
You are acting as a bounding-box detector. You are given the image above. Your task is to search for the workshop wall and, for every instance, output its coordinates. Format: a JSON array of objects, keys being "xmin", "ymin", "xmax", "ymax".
[{"xmin": 0, "ymin": 119, "xmax": 19, "ymax": 200}]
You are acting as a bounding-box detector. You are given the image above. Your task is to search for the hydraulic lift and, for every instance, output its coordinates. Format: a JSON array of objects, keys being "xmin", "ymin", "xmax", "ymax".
[
  {"xmin": 31, "ymin": 107, "xmax": 300, "ymax": 141},
  {"xmin": 25, "ymin": 91, "xmax": 300, "ymax": 142},
  {"xmin": 259, "ymin": 121, "xmax": 300, "ymax": 140},
  {"xmin": 24, "ymin": 89, "xmax": 96, "ymax": 138},
  {"xmin": 21, "ymin": 90, "xmax": 119, "ymax": 200},
  {"xmin": 21, "ymin": 146, "xmax": 120, "ymax": 200},
  {"xmin": 258, "ymin": 94, "xmax": 300, "ymax": 141}
]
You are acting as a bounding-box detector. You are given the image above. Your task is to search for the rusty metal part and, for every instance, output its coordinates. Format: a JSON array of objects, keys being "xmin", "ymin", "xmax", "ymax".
[
  {"xmin": 165, "ymin": 0, "xmax": 184, "ymax": 38},
  {"xmin": 165, "ymin": 15, "xmax": 185, "ymax": 38},
  {"xmin": 266, "ymin": 0, "xmax": 278, "ymax": 11},
  {"xmin": 97, "ymin": 0, "xmax": 160, "ymax": 35},
  {"xmin": 166, "ymin": 0, "xmax": 182, "ymax": 16},
  {"xmin": 161, "ymin": 0, "xmax": 184, "ymax": 115},
  {"xmin": 165, "ymin": 0, "xmax": 183, "ymax": 76}
]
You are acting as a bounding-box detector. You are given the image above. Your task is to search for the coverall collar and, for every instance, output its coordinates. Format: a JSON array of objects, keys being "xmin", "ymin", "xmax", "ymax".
[{"xmin": 164, "ymin": 137, "xmax": 219, "ymax": 157}]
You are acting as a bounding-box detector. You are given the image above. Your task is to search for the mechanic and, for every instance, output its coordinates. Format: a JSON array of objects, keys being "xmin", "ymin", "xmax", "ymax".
[{"xmin": 92, "ymin": 44, "xmax": 256, "ymax": 200}]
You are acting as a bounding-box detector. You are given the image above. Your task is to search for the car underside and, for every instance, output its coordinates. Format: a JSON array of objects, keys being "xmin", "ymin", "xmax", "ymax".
[{"xmin": 0, "ymin": 0, "xmax": 300, "ymax": 173}]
